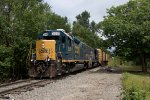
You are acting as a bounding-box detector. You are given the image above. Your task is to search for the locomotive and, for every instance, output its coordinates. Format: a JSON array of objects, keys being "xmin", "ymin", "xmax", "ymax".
[{"xmin": 29, "ymin": 29, "xmax": 108, "ymax": 78}]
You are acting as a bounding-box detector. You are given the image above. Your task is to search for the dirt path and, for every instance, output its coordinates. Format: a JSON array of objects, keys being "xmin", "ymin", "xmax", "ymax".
[{"xmin": 8, "ymin": 67, "xmax": 122, "ymax": 100}]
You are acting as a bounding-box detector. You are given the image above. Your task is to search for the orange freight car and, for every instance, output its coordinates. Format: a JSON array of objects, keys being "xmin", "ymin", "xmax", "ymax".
[{"xmin": 97, "ymin": 49, "xmax": 108, "ymax": 66}]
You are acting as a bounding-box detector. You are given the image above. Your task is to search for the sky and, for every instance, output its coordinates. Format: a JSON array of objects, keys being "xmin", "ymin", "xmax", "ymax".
[{"xmin": 44, "ymin": 0, "xmax": 129, "ymax": 23}]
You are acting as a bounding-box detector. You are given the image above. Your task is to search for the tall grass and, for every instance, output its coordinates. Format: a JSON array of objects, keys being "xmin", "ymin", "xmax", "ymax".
[
  {"xmin": 108, "ymin": 57, "xmax": 142, "ymax": 71},
  {"xmin": 122, "ymin": 73, "xmax": 150, "ymax": 100}
]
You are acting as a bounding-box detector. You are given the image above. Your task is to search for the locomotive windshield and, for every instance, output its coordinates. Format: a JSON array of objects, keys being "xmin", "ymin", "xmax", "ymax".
[
  {"xmin": 43, "ymin": 36, "xmax": 59, "ymax": 40},
  {"xmin": 38, "ymin": 36, "xmax": 59, "ymax": 40}
]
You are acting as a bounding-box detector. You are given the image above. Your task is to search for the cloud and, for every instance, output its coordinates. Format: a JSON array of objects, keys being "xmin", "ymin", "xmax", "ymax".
[{"xmin": 44, "ymin": 0, "xmax": 129, "ymax": 23}]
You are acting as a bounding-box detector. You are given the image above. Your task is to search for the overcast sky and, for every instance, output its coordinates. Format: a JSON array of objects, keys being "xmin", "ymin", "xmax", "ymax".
[{"xmin": 44, "ymin": 0, "xmax": 129, "ymax": 23}]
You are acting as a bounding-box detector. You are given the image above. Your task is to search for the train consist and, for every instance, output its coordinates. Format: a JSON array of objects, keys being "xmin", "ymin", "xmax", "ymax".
[{"xmin": 29, "ymin": 29, "xmax": 108, "ymax": 78}]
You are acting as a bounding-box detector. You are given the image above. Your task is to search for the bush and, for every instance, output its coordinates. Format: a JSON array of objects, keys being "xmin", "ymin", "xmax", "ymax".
[
  {"xmin": 0, "ymin": 37, "xmax": 31, "ymax": 81},
  {"xmin": 11, "ymin": 37, "xmax": 31, "ymax": 79},
  {"xmin": 108, "ymin": 57, "xmax": 122, "ymax": 67},
  {"xmin": 0, "ymin": 45, "xmax": 12, "ymax": 81}
]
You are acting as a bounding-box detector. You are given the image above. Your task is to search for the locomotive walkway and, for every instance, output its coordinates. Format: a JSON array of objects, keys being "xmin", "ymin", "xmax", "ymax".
[{"xmin": 3, "ymin": 67, "xmax": 122, "ymax": 100}]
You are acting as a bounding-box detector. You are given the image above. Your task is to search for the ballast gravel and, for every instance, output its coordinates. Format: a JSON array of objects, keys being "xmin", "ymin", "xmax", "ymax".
[{"xmin": 7, "ymin": 67, "xmax": 122, "ymax": 100}]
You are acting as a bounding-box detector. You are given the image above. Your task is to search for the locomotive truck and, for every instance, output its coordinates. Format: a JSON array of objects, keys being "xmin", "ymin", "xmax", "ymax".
[{"xmin": 29, "ymin": 29, "xmax": 108, "ymax": 78}]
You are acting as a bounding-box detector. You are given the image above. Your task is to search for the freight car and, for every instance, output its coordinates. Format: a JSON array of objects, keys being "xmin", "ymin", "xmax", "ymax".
[
  {"xmin": 96, "ymin": 49, "xmax": 108, "ymax": 66},
  {"xmin": 29, "ymin": 29, "xmax": 107, "ymax": 78}
]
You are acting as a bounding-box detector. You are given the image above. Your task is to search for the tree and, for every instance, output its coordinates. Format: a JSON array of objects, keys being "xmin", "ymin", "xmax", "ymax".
[
  {"xmin": 73, "ymin": 11, "xmax": 103, "ymax": 48},
  {"xmin": 47, "ymin": 13, "xmax": 71, "ymax": 33},
  {"xmin": 90, "ymin": 21, "xmax": 96, "ymax": 33},
  {"xmin": 75, "ymin": 10, "xmax": 90, "ymax": 28},
  {"xmin": 101, "ymin": 0, "xmax": 150, "ymax": 72}
]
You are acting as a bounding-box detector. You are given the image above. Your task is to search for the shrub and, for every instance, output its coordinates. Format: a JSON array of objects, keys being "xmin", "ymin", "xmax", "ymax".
[{"xmin": 0, "ymin": 45, "xmax": 12, "ymax": 81}]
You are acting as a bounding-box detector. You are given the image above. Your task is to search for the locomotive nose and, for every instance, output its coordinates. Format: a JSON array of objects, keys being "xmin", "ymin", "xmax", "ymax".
[{"xmin": 36, "ymin": 40, "xmax": 56, "ymax": 61}]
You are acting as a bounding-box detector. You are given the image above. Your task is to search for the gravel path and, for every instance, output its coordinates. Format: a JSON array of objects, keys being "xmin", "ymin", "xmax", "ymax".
[{"xmin": 7, "ymin": 67, "xmax": 122, "ymax": 100}]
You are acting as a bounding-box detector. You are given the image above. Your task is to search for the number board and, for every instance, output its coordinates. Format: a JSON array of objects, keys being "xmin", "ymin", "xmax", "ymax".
[{"xmin": 52, "ymin": 32, "xmax": 60, "ymax": 36}]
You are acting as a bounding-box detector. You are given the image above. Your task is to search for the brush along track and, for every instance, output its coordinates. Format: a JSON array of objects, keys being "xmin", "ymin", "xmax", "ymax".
[{"xmin": 0, "ymin": 79, "xmax": 53, "ymax": 99}]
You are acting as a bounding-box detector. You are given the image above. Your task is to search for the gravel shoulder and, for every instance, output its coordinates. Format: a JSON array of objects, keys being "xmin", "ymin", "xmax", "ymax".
[{"xmin": 8, "ymin": 67, "xmax": 122, "ymax": 100}]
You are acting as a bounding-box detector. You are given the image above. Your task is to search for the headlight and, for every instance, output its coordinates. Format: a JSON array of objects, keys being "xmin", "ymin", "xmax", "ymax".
[
  {"xmin": 31, "ymin": 59, "xmax": 33, "ymax": 62},
  {"xmin": 48, "ymin": 58, "xmax": 50, "ymax": 61}
]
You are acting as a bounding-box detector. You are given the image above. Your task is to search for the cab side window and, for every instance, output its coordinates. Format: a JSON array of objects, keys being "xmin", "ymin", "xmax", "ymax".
[
  {"xmin": 62, "ymin": 36, "xmax": 66, "ymax": 43},
  {"xmin": 62, "ymin": 36, "xmax": 66, "ymax": 48},
  {"xmin": 68, "ymin": 38, "xmax": 71, "ymax": 47},
  {"xmin": 68, "ymin": 38, "xmax": 72, "ymax": 51}
]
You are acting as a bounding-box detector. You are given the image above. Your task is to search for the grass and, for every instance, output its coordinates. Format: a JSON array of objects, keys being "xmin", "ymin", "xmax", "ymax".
[
  {"xmin": 108, "ymin": 57, "xmax": 150, "ymax": 100},
  {"xmin": 122, "ymin": 73, "xmax": 150, "ymax": 100},
  {"xmin": 108, "ymin": 57, "xmax": 144, "ymax": 71}
]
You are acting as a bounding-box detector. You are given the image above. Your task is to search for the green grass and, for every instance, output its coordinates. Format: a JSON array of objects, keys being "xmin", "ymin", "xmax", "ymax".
[
  {"xmin": 108, "ymin": 57, "xmax": 150, "ymax": 99},
  {"xmin": 122, "ymin": 73, "xmax": 150, "ymax": 100},
  {"xmin": 108, "ymin": 57, "xmax": 143, "ymax": 71}
]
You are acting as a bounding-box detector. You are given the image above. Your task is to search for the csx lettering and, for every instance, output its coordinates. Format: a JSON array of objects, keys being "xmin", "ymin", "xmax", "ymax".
[{"xmin": 39, "ymin": 49, "xmax": 48, "ymax": 53}]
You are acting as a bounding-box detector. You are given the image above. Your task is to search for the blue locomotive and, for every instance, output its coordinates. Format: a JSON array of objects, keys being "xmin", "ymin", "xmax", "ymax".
[{"xmin": 29, "ymin": 29, "xmax": 107, "ymax": 78}]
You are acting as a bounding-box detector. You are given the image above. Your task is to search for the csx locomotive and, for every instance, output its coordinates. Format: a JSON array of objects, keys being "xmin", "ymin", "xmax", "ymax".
[{"xmin": 29, "ymin": 29, "xmax": 108, "ymax": 78}]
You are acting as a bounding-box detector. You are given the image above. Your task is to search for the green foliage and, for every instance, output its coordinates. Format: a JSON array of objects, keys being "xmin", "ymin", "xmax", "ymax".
[
  {"xmin": 108, "ymin": 57, "xmax": 122, "ymax": 67},
  {"xmin": 11, "ymin": 37, "xmax": 31, "ymax": 79},
  {"xmin": 73, "ymin": 23, "xmax": 102, "ymax": 48},
  {"xmin": 123, "ymin": 84, "xmax": 146, "ymax": 100},
  {"xmin": 73, "ymin": 11, "xmax": 103, "ymax": 48},
  {"xmin": 0, "ymin": 45, "xmax": 12, "ymax": 80},
  {"xmin": 75, "ymin": 10, "xmax": 90, "ymax": 28},
  {"xmin": 47, "ymin": 14, "xmax": 71, "ymax": 33},
  {"xmin": 101, "ymin": 0, "xmax": 150, "ymax": 72},
  {"xmin": 122, "ymin": 73, "xmax": 150, "ymax": 100},
  {"xmin": 108, "ymin": 57, "xmax": 144, "ymax": 71}
]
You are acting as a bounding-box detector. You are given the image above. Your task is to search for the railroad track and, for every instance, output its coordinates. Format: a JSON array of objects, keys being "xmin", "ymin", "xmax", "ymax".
[
  {"xmin": 0, "ymin": 68, "xmax": 93, "ymax": 99},
  {"xmin": 0, "ymin": 79, "xmax": 31, "ymax": 88},
  {"xmin": 0, "ymin": 79, "xmax": 53, "ymax": 99}
]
